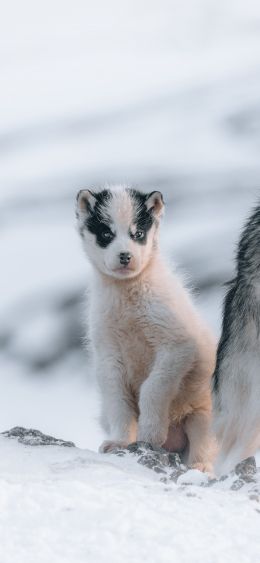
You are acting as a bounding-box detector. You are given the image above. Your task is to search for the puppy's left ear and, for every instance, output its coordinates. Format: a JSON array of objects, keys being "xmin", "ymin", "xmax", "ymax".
[{"xmin": 146, "ymin": 191, "xmax": 164, "ymax": 217}]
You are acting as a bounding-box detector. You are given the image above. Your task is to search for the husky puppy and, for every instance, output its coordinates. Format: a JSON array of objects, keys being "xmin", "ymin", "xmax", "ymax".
[
  {"xmin": 213, "ymin": 205, "xmax": 260, "ymax": 474},
  {"xmin": 76, "ymin": 185, "xmax": 216, "ymax": 471}
]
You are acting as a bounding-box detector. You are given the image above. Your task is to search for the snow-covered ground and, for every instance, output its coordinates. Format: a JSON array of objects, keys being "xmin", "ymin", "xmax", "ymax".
[
  {"xmin": 1, "ymin": 1, "xmax": 260, "ymax": 560},
  {"xmin": 0, "ymin": 431, "xmax": 259, "ymax": 563}
]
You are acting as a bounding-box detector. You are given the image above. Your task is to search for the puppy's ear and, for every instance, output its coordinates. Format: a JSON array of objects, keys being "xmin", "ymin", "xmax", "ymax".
[
  {"xmin": 146, "ymin": 191, "xmax": 164, "ymax": 217},
  {"xmin": 76, "ymin": 189, "xmax": 96, "ymax": 214}
]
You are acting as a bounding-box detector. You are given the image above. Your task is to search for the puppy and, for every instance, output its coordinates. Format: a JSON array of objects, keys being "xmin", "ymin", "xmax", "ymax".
[
  {"xmin": 76, "ymin": 185, "xmax": 216, "ymax": 471},
  {"xmin": 213, "ymin": 204, "xmax": 260, "ymax": 474}
]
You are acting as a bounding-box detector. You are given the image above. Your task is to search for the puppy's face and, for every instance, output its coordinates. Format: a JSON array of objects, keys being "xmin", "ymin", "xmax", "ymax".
[{"xmin": 76, "ymin": 186, "xmax": 164, "ymax": 280}]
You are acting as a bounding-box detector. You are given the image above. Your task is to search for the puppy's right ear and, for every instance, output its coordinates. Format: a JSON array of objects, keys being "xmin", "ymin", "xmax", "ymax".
[{"xmin": 76, "ymin": 189, "xmax": 96, "ymax": 214}]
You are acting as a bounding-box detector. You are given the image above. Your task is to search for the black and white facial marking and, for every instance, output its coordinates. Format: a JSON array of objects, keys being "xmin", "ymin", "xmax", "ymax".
[
  {"xmin": 76, "ymin": 185, "xmax": 164, "ymax": 279},
  {"xmin": 77, "ymin": 189, "xmax": 116, "ymax": 248},
  {"xmin": 129, "ymin": 189, "xmax": 163, "ymax": 245}
]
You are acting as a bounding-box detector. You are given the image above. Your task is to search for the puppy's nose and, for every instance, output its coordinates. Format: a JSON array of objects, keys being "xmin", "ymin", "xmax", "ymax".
[{"xmin": 119, "ymin": 252, "xmax": 132, "ymax": 265}]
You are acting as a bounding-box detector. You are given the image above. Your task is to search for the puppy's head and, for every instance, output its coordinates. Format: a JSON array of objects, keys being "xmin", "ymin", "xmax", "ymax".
[{"xmin": 76, "ymin": 185, "xmax": 164, "ymax": 280}]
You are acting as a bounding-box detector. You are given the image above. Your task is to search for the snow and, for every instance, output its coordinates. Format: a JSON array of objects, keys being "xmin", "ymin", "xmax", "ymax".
[
  {"xmin": 0, "ymin": 436, "xmax": 259, "ymax": 563},
  {"xmin": 1, "ymin": 0, "xmax": 260, "ymax": 560}
]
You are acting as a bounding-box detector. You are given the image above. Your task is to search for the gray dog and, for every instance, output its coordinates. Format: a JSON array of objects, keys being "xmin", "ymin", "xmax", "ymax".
[{"xmin": 212, "ymin": 204, "xmax": 260, "ymax": 474}]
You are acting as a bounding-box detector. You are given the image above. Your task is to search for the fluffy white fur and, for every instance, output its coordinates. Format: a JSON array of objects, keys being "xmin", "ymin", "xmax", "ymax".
[
  {"xmin": 77, "ymin": 184, "xmax": 217, "ymax": 471},
  {"xmin": 213, "ymin": 350, "xmax": 260, "ymax": 475}
]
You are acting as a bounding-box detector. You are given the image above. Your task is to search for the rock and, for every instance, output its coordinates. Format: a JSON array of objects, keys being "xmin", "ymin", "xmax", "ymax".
[
  {"xmin": 126, "ymin": 441, "xmax": 155, "ymax": 454},
  {"xmin": 1, "ymin": 426, "xmax": 75, "ymax": 447},
  {"xmin": 113, "ymin": 441, "xmax": 187, "ymax": 480},
  {"xmin": 234, "ymin": 457, "xmax": 257, "ymax": 483},
  {"xmin": 230, "ymin": 479, "xmax": 245, "ymax": 491}
]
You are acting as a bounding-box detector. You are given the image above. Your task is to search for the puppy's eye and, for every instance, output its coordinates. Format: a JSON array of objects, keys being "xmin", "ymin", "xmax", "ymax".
[
  {"xmin": 133, "ymin": 230, "xmax": 145, "ymax": 240},
  {"xmin": 101, "ymin": 231, "xmax": 113, "ymax": 240}
]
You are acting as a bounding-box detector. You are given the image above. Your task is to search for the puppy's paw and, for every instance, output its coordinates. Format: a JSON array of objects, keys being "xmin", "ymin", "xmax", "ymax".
[
  {"xmin": 137, "ymin": 422, "xmax": 167, "ymax": 448},
  {"xmin": 191, "ymin": 461, "xmax": 214, "ymax": 475},
  {"xmin": 99, "ymin": 440, "xmax": 128, "ymax": 453}
]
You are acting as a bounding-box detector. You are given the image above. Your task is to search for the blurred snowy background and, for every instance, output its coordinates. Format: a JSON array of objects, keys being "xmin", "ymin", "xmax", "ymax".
[{"xmin": 1, "ymin": 0, "xmax": 260, "ymax": 449}]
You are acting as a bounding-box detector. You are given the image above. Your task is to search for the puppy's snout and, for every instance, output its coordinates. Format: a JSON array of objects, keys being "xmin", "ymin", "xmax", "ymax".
[{"xmin": 119, "ymin": 252, "xmax": 132, "ymax": 266}]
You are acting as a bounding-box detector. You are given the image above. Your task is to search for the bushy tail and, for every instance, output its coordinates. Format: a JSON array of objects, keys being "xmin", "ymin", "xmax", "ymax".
[{"xmin": 214, "ymin": 411, "xmax": 260, "ymax": 475}]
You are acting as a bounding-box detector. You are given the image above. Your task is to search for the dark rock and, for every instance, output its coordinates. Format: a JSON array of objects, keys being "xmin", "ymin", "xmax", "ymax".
[
  {"xmin": 127, "ymin": 441, "xmax": 156, "ymax": 454},
  {"xmin": 112, "ymin": 441, "xmax": 187, "ymax": 480},
  {"xmin": 234, "ymin": 457, "xmax": 257, "ymax": 482},
  {"xmin": 1, "ymin": 426, "xmax": 75, "ymax": 447},
  {"xmin": 231, "ymin": 479, "xmax": 245, "ymax": 491}
]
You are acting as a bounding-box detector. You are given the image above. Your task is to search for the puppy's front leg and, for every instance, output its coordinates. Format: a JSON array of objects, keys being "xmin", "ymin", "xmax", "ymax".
[
  {"xmin": 137, "ymin": 343, "xmax": 195, "ymax": 446},
  {"xmin": 96, "ymin": 353, "xmax": 137, "ymax": 453}
]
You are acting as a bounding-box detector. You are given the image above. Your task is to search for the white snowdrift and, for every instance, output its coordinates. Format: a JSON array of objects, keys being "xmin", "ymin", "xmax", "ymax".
[{"xmin": 0, "ymin": 434, "xmax": 259, "ymax": 563}]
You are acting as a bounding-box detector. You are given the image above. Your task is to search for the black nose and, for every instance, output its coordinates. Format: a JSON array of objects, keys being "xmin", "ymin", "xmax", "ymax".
[{"xmin": 120, "ymin": 252, "xmax": 131, "ymax": 265}]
